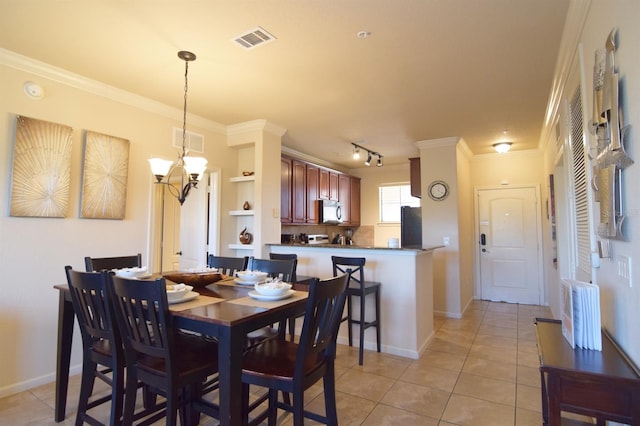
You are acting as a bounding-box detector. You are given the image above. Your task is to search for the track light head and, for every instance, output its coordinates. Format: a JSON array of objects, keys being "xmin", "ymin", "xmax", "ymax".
[
  {"xmin": 377, "ymin": 155, "xmax": 383, "ymax": 167},
  {"xmin": 364, "ymin": 152, "xmax": 372, "ymax": 166}
]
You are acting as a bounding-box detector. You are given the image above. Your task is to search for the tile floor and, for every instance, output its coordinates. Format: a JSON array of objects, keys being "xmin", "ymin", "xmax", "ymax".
[{"xmin": 0, "ymin": 300, "xmax": 592, "ymax": 425}]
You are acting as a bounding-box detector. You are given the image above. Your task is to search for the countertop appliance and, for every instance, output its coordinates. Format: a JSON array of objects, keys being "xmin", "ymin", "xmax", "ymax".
[
  {"xmin": 307, "ymin": 234, "xmax": 329, "ymax": 244},
  {"xmin": 401, "ymin": 206, "xmax": 422, "ymax": 249},
  {"xmin": 319, "ymin": 199, "xmax": 344, "ymax": 224}
]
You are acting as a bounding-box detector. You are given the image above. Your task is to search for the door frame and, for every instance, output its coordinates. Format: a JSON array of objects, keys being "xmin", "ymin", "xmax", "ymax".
[{"xmin": 473, "ymin": 184, "xmax": 545, "ymax": 305}]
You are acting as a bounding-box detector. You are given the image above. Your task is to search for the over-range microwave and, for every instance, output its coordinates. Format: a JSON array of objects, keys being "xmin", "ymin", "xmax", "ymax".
[{"xmin": 320, "ymin": 199, "xmax": 344, "ymax": 224}]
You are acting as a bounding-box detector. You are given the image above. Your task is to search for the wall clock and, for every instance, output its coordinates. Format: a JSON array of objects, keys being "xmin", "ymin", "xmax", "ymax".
[{"xmin": 427, "ymin": 180, "xmax": 449, "ymax": 201}]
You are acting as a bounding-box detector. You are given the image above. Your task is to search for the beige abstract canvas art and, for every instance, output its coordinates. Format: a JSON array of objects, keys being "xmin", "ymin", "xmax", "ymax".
[
  {"xmin": 10, "ymin": 116, "xmax": 73, "ymax": 217},
  {"xmin": 81, "ymin": 131, "xmax": 130, "ymax": 219}
]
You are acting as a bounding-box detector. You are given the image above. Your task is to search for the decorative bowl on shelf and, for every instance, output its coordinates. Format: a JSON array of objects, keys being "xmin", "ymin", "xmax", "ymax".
[{"xmin": 162, "ymin": 271, "xmax": 222, "ymax": 289}]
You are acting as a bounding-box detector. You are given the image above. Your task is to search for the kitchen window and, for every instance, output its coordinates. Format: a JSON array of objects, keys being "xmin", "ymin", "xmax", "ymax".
[{"xmin": 379, "ymin": 184, "xmax": 420, "ymax": 223}]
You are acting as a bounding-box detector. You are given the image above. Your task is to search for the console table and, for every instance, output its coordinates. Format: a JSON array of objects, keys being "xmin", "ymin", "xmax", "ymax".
[{"xmin": 535, "ymin": 318, "xmax": 640, "ymax": 425}]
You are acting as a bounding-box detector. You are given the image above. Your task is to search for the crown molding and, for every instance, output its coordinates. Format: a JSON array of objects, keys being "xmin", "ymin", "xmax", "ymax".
[
  {"xmin": 0, "ymin": 48, "xmax": 226, "ymax": 135},
  {"xmin": 538, "ymin": 0, "xmax": 591, "ymax": 151},
  {"xmin": 415, "ymin": 136, "xmax": 461, "ymax": 150},
  {"xmin": 226, "ymin": 119, "xmax": 287, "ymax": 137}
]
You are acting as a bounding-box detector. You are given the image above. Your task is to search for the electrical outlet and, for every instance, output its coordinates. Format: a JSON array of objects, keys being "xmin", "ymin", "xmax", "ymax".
[
  {"xmin": 443, "ymin": 236, "xmax": 450, "ymax": 246},
  {"xmin": 618, "ymin": 255, "xmax": 632, "ymax": 288},
  {"xmin": 272, "ymin": 208, "xmax": 280, "ymax": 218}
]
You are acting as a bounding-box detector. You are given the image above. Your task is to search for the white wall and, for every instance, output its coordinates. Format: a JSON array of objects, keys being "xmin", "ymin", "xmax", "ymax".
[
  {"xmin": 0, "ymin": 54, "xmax": 240, "ymax": 395},
  {"xmin": 541, "ymin": 0, "xmax": 640, "ymax": 367}
]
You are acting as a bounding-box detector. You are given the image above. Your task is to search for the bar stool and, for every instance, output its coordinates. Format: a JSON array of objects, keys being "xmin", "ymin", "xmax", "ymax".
[{"xmin": 331, "ymin": 256, "xmax": 381, "ymax": 365}]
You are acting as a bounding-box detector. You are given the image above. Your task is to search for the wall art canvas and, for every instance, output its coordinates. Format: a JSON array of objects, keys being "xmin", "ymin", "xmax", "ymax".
[
  {"xmin": 80, "ymin": 131, "xmax": 130, "ymax": 219},
  {"xmin": 10, "ymin": 115, "xmax": 73, "ymax": 217}
]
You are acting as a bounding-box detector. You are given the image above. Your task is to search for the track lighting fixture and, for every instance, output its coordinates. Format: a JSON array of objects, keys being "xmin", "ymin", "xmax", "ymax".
[{"xmin": 351, "ymin": 143, "xmax": 383, "ymax": 167}]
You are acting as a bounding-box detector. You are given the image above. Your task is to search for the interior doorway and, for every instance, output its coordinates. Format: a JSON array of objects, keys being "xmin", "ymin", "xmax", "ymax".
[{"xmin": 476, "ymin": 186, "xmax": 543, "ymax": 304}]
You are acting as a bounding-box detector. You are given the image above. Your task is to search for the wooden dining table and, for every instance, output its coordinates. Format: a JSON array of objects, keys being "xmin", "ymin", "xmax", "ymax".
[{"xmin": 53, "ymin": 274, "xmax": 308, "ymax": 426}]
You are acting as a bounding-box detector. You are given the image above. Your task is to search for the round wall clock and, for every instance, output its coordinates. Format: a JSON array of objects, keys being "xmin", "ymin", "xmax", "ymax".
[{"xmin": 427, "ymin": 180, "xmax": 449, "ymax": 201}]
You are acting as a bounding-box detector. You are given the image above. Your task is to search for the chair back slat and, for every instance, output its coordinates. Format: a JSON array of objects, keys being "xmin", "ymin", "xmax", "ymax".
[
  {"xmin": 207, "ymin": 255, "xmax": 248, "ymax": 276},
  {"xmin": 247, "ymin": 257, "xmax": 295, "ymax": 282},
  {"xmin": 85, "ymin": 254, "xmax": 142, "ymax": 272},
  {"xmin": 296, "ymin": 273, "xmax": 349, "ymax": 373}
]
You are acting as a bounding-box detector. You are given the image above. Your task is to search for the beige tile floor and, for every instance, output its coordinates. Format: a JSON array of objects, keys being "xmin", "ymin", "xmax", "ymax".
[{"xmin": 0, "ymin": 301, "xmax": 592, "ymax": 425}]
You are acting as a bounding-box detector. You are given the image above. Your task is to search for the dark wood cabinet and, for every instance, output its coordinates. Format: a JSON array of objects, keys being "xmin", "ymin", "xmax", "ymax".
[
  {"xmin": 338, "ymin": 174, "xmax": 351, "ymax": 224},
  {"xmin": 350, "ymin": 177, "xmax": 361, "ymax": 226},
  {"xmin": 280, "ymin": 157, "xmax": 292, "ymax": 223},
  {"xmin": 291, "ymin": 159, "xmax": 307, "ymax": 223},
  {"xmin": 409, "ymin": 157, "xmax": 421, "ymax": 198},
  {"xmin": 282, "ymin": 156, "xmax": 360, "ymax": 226},
  {"xmin": 306, "ymin": 164, "xmax": 319, "ymax": 223}
]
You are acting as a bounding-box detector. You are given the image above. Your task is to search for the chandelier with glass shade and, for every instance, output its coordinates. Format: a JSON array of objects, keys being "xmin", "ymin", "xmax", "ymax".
[{"xmin": 148, "ymin": 51, "xmax": 207, "ymax": 205}]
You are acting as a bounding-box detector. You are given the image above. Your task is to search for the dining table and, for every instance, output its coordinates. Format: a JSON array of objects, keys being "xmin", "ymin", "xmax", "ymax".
[{"xmin": 53, "ymin": 273, "xmax": 309, "ymax": 426}]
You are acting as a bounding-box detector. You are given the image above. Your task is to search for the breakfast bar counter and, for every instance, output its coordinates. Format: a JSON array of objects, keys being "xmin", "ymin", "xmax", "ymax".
[{"xmin": 268, "ymin": 244, "xmax": 440, "ymax": 359}]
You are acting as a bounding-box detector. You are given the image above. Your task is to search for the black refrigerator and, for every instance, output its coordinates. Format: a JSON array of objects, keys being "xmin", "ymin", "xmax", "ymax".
[{"xmin": 401, "ymin": 206, "xmax": 422, "ymax": 249}]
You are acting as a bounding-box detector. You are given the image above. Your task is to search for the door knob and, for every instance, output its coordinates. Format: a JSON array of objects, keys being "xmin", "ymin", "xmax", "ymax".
[{"xmin": 176, "ymin": 251, "xmax": 182, "ymax": 255}]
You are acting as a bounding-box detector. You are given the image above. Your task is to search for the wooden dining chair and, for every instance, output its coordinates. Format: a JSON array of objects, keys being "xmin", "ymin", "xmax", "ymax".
[
  {"xmin": 332, "ymin": 256, "xmax": 381, "ymax": 365},
  {"xmin": 268, "ymin": 253, "xmax": 298, "ymax": 281},
  {"xmin": 84, "ymin": 253, "xmax": 142, "ymax": 272},
  {"xmin": 207, "ymin": 255, "xmax": 248, "ymax": 276},
  {"xmin": 65, "ymin": 266, "xmax": 162, "ymax": 426},
  {"xmin": 241, "ymin": 273, "xmax": 350, "ymax": 426},
  {"xmin": 247, "ymin": 257, "xmax": 295, "ymax": 282},
  {"xmin": 109, "ymin": 275, "xmax": 220, "ymax": 426},
  {"xmin": 64, "ymin": 266, "xmax": 126, "ymax": 426}
]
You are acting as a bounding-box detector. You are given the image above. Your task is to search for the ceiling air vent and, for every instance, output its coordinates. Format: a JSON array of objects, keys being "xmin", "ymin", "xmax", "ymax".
[{"xmin": 232, "ymin": 26, "xmax": 276, "ymax": 50}]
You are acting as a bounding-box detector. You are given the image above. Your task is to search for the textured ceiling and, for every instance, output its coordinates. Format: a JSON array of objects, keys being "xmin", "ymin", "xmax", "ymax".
[{"xmin": 0, "ymin": 0, "xmax": 570, "ymax": 168}]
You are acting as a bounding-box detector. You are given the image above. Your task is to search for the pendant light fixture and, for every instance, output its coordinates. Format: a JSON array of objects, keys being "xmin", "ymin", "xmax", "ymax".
[{"xmin": 148, "ymin": 51, "xmax": 207, "ymax": 205}]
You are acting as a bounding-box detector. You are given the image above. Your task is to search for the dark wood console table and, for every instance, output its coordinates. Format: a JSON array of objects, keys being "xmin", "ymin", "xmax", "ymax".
[{"xmin": 535, "ymin": 318, "xmax": 640, "ymax": 425}]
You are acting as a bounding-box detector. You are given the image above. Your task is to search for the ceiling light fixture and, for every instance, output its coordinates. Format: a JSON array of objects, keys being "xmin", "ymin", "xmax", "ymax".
[
  {"xmin": 148, "ymin": 51, "xmax": 207, "ymax": 205},
  {"xmin": 493, "ymin": 142, "xmax": 513, "ymax": 154},
  {"xmin": 352, "ymin": 143, "xmax": 383, "ymax": 167}
]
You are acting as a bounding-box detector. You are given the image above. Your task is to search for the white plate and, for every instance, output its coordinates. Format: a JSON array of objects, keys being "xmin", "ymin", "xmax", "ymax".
[
  {"xmin": 248, "ymin": 289, "xmax": 295, "ymax": 301},
  {"xmin": 234, "ymin": 278, "xmax": 265, "ymax": 286},
  {"xmin": 168, "ymin": 291, "xmax": 199, "ymax": 305}
]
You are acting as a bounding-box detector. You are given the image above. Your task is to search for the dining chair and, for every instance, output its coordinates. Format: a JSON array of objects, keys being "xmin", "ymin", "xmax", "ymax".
[
  {"xmin": 65, "ymin": 266, "xmax": 162, "ymax": 426},
  {"xmin": 109, "ymin": 275, "xmax": 220, "ymax": 426},
  {"xmin": 84, "ymin": 253, "xmax": 142, "ymax": 272},
  {"xmin": 247, "ymin": 257, "xmax": 295, "ymax": 282},
  {"xmin": 64, "ymin": 266, "xmax": 126, "ymax": 426},
  {"xmin": 268, "ymin": 253, "xmax": 298, "ymax": 282},
  {"xmin": 331, "ymin": 256, "xmax": 381, "ymax": 365},
  {"xmin": 240, "ymin": 273, "xmax": 350, "ymax": 426},
  {"xmin": 206, "ymin": 255, "xmax": 248, "ymax": 276}
]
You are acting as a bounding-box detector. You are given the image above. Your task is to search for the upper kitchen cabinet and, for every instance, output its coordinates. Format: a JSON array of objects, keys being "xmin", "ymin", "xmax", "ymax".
[
  {"xmin": 280, "ymin": 157, "xmax": 292, "ymax": 223},
  {"xmin": 281, "ymin": 155, "xmax": 360, "ymax": 226},
  {"xmin": 291, "ymin": 159, "xmax": 307, "ymax": 223},
  {"xmin": 306, "ymin": 163, "xmax": 319, "ymax": 223},
  {"xmin": 319, "ymin": 168, "xmax": 339, "ymax": 201},
  {"xmin": 409, "ymin": 157, "xmax": 421, "ymax": 198}
]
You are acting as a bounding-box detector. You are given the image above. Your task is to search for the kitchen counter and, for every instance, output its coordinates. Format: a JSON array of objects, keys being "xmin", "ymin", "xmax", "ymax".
[
  {"xmin": 268, "ymin": 243, "xmax": 441, "ymax": 252},
  {"xmin": 269, "ymin": 244, "xmax": 439, "ymax": 359}
]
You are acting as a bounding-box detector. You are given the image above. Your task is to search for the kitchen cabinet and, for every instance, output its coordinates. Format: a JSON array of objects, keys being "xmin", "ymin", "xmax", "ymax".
[
  {"xmin": 319, "ymin": 169, "xmax": 339, "ymax": 201},
  {"xmin": 280, "ymin": 157, "xmax": 292, "ymax": 223},
  {"xmin": 306, "ymin": 164, "xmax": 319, "ymax": 223},
  {"xmin": 350, "ymin": 177, "xmax": 361, "ymax": 226},
  {"xmin": 338, "ymin": 173, "xmax": 351, "ymax": 224},
  {"xmin": 291, "ymin": 159, "xmax": 307, "ymax": 223},
  {"xmin": 409, "ymin": 157, "xmax": 421, "ymax": 198},
  {"xmin": 282, "ymin": 156, "xmax": 360, "ymax": 226}
]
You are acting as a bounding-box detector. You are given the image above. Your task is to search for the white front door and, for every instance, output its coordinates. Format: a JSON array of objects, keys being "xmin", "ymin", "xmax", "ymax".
[
  {"xmin": 179, "ymin": 173, "xmax": 208, "ymax": 269},
  {"xmin": 161, "ymin": 183, "xmax": 182, "ymax": 272},
  {"xmin": 478, "ymin": 186, "xmax": 542, "ymax": 304}
]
